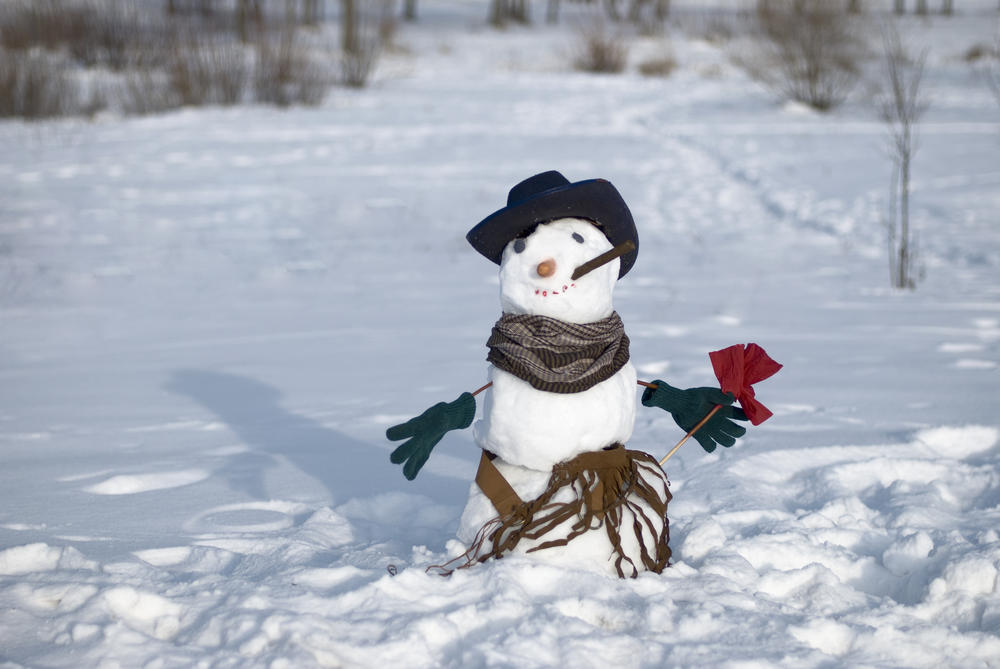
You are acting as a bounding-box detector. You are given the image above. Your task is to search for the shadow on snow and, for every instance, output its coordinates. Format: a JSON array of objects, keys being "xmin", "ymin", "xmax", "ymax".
[{"xmin": 164, "ymin": 369, "xmax": 469, "ymax": 509}]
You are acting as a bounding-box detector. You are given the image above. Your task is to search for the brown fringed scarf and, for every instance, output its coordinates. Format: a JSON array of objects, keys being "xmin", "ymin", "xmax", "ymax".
[
  {"xmin": 486, "ymin": 312, "xmax": 630, "ymax": 394},
  {"xmin": 430, "ymin": 445, "xmax": 671, "ymax": 579}
]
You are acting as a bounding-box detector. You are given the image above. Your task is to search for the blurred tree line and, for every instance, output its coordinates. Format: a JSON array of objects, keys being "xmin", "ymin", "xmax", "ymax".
[
  {"xmin": 353, "ymin": 0, "xmax": 972, "ymax": 26},
  {"xmin": 165, "ymin": 0, "xmax": 987, "ymax": 43}
]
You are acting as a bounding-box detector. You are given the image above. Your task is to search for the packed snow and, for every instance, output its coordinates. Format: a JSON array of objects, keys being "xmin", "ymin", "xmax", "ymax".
[{"xmin": 1, "ymin": 1, "xmax": 999, "ymax": 667}]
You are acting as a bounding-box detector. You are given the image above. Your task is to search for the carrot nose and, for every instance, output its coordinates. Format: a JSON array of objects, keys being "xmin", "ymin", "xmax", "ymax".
[{"xmin": 536, "ymin": 259, "xmax": 557, "ymax": 278}]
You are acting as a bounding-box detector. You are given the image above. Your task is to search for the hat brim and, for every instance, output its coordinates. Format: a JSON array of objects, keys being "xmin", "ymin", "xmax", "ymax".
[{"xmin": 466, "ymin": 179, "xmax": 638, "ymax": 278}]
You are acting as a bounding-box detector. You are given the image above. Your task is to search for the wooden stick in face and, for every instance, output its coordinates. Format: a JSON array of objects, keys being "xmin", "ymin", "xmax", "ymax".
[{"xmin": 570, "ymin": 239, "xmax": 636, "ymax": 281}]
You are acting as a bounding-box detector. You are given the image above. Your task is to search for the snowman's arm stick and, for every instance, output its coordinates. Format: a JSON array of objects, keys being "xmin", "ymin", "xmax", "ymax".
[
  {"xmin": 472, "ymin": 382, "xmax": 493, "ymax": 396},
  {"xmin": 638, "ymin": 381, "xmax": 723, "ymax": 465},
  {"xmin": 658, "ymin": 405, "xmax": 722, "ymax": 466}
]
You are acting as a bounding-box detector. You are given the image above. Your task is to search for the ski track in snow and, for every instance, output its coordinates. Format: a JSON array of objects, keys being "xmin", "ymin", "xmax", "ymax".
[{"xmin": 2, "ymin": 1, "xmax": 1000, "ymax": 667}]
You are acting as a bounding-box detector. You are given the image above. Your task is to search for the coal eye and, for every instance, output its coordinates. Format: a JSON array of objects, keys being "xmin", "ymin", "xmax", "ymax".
[
  {"xmin": 513, "ymin": 239, "xmax": 526, "ymax": 254},
  {"xmin": 572, "ymin": 233, "xmax": 585, "ymax": 244}
]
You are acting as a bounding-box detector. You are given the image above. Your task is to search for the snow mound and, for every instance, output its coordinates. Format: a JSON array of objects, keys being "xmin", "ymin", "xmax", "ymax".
[
  {"xmin": 0, "ymin": 543, "xmax": 97, "ymax": 575},
  {"xmin": 913, "ymin": 425, "xmax": 998, "ymax": 459},
  {"xmin": 102, "ymin": 587, "xmax": 183, "ymax": 641},
  {"xmin": 83, "ymin": 469, "xmax": 211, "ymax": 495}
]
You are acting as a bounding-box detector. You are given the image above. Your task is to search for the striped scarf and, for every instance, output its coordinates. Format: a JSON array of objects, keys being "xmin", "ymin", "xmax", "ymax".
[{"xmin": 486, "ymin": 312, "xmax": 630, "ymax": 394}]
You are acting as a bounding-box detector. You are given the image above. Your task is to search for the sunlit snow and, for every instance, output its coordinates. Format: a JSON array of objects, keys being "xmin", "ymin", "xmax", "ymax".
[{"xmin": 1, "ymin": 1, "xmax": 999, "ymax": 667}]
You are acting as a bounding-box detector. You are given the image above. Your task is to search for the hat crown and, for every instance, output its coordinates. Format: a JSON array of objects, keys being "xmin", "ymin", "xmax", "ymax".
[
  {"xmin": 507, "ymin": 170, "xmax": 570, "ymax": 207},
  {"xmin": 468, "ymin": 170, "xmax": 639, "ymax": 279}
]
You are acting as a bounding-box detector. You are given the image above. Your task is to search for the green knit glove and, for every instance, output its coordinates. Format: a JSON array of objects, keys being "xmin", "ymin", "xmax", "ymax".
[
  {"xmin": 387, "ymin": 392, "xmax": 476, "ymax": 480},
  {"xmin": 641, "ymin": 381, "xmax": 748, "ymax": 453}
]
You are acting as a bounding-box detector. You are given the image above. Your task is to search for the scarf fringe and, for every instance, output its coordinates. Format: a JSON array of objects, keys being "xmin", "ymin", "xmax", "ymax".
[{"xmin": 428, "ymin": 446, "xmax": 671, "ymax": 579}]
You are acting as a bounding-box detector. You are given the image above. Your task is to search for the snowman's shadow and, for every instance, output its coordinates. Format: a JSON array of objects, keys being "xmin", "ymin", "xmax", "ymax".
[{"xmin": 165, "ymin": 369, "xmax": 468, "ymax": 509}]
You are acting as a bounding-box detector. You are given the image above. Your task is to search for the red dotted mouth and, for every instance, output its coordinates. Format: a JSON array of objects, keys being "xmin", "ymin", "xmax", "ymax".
[{"xmin": 534, "ymin": 283, "xmax": 575, "ymax": 297}]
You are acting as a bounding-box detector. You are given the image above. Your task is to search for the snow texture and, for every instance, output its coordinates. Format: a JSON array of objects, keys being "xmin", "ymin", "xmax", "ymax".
[{"xmin": 1, "ymin": 1, "xmax": 999, "ymax": 667}]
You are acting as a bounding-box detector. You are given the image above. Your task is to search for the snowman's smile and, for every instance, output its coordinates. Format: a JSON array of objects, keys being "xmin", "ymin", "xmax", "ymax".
[{"xmin": 534, "ymin": 282, "xmax": 576, "ymax": 297}]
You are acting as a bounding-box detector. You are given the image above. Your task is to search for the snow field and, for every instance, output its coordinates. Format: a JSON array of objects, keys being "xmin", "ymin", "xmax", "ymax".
[{"xmin": 1, "ymin": 1, "xmax": 999, "ymax": 666}]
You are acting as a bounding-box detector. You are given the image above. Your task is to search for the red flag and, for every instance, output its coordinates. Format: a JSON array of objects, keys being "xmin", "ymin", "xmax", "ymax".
[{"xmin": 709, "ymin": 343, "xmax": 782, "ymax": 426}]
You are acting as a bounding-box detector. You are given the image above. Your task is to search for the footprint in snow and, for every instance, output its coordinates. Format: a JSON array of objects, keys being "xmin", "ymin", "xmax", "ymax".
[{"xmin": 184, "ymin": 500, "xmax": 309, "ymax": 534}]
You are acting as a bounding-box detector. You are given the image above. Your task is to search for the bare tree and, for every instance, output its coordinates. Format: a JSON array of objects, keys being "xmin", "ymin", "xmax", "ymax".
[
  {"xmin": 876, "ymin": 26, "xmax": 928, "ymax": 289},
  {"xmin": 338, "ymin": 0, "xmax": 390, "ymax": 87},
  {"xmin": 571, "ymin": 19, "xmax": 629, "ymax": 72},
  {"xmin": 626, "ymin": 0, "xmax": 669, "ymax": 24},
  {"xmin": 342, "ymin": 0, "xmax": 357, "ymax": 52},
  {"xmin": 166, "ymin": 0, "xmax": 214, "ymax": 15},
  {"xmin": 310, "ymin": 0, "xmax": 325, "ymax": 24},
  {"xmin": 237, "ymin": 0, "xmax": 262, "ymax": 42},
  {"xmin": 547, "ymin": 0, "xmax": 560, "ymax": 23},
  {"xmin": 403, "ymin": 0, "xmax": 417, "ymax": 21},
  {"xmin": 283, "ymin": 1, "xmax": 324, "ymax": 26},
  {"xmin": 748, "ymin": 0, "xmax": 868, "ymax": 111},
  {"xmin": 490, "ymin": 0, "xmax": 531, "ymax": 26},
  {"xmin": 891, "ymin": 0, "xmax": 957, "ymax": 13},
  {"xmin": 983, "ymin": 35, "xmax": 1000, "ymax": 107}
]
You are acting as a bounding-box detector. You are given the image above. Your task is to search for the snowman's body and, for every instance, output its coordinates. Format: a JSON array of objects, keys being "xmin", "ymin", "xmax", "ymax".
[{"xmin": 456, "ymin": 218, "xmax": 668, "ymax": 575}]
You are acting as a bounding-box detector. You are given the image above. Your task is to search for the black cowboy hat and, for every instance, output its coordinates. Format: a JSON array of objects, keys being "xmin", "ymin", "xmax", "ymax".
[{"xmin": 466, "ymin": 170, "xmax": 639, "ymax": 278}]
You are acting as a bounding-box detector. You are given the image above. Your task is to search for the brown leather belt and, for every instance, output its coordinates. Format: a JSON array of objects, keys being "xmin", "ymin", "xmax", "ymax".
[{"xmin": 475, "ymin": 450, "xmax": 524, "ymax": 516}]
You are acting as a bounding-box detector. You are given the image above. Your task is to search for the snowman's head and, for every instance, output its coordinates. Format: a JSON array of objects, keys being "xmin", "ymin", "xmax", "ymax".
[{"xmin": 499, "ymin": 218, "xmax": 618, "ymax": 323}]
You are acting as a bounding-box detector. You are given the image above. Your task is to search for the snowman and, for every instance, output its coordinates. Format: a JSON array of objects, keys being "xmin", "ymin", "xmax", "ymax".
[{"xmin": 387, "ymin": 171, "xmax": 748, "ymax": 578}]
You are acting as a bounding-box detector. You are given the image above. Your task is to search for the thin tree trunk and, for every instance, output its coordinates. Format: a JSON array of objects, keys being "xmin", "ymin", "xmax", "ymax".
[
  {"xmin": 342, "ymin": 0, "xmax": 358, "ymax": 53},
  {"xmin": 894, "ymin": 0, "xmax": 905, "ymax": 13},
  {"xmin": 237, "ymin": 0, "xmax": 250, "ymax": 41},
  {"xmin": 879, "ymin": 27, "xmax": 926, "ymax": 290},
  {"xmin": 941, "ymin": 0, "xmax": 953, "ymax": 14},
  {"xmin": 899, "ymin": 148, "xmax": 911, "ymax": 288},
  {"xmin": 490, "ymin": 0, "xmax": 530, "ymax": 25},
  {"xmin": 888, "ymin": 160, "xmax": 899, "ymax": 287},
  {"xmin": 847, "ymin": 0, "xmax": 861, "ymax": 13},
  {"xmin": 404, "ymin": 0, "xmax": 418, "ymax": 21},
  {"xmin": 514, "ymin": 0, "xmax": 529, "ymax": 22},
  {"xmin": 304, "ymin": 0, "xmax": 321, "ymax": 25},
  {"xmin": 627, "ymin": 0, "xmax": 643, "ymax": 23},
  {"xmin": 547, "ymin": 0, "xmax": 559, "ymax": 23},
  {"xmin": 915, "ymin": 0, "xmax": 928, "ymax": 14},
  {"xmin": 655, "ymin": 0, "xmax": 670, "ymax": 19},
  {"xmin": 236, "ymin": 0, "xmax": 263, "ymax": 42}
]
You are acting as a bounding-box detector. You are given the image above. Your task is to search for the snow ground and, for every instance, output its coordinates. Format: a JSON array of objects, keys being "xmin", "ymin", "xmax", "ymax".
[{"xmin": 1, "ymin": 1, "xmax": 999, "ymax": 667}]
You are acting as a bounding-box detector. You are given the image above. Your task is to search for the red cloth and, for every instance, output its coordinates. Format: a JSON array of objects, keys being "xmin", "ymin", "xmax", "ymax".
[{"xmin": 709, "ymin": 343, "xmax": 782, "ymax": 426}]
